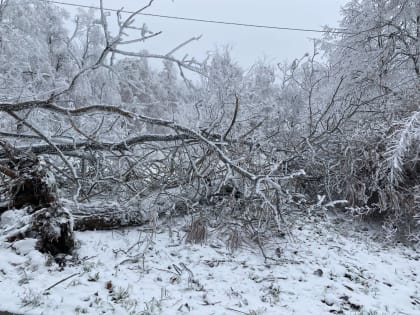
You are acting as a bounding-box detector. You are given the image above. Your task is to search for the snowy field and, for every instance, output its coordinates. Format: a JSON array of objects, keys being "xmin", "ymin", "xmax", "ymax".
[{"xmin": 0, "ymin": 212, "xmax": 419, "ymax": 315}]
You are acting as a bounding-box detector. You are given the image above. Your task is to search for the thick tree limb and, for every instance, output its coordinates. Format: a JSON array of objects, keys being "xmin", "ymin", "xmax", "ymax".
[
  {"xmin": 0, "ymin": 131, "xmax": 253, "ymax": 158},
  {"xmin": 0, "ymin": 134, "xmax": 192, "ymax": 158},
  {"xmin": 0, "ymin": 165, "xmax": 17, "ymax": 178}
]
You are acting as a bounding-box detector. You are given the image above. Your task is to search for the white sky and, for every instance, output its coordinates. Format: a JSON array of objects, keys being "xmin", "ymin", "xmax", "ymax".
[{"xmin": 60, "ymin": 0, "xmax": 348, "ymax": 68}]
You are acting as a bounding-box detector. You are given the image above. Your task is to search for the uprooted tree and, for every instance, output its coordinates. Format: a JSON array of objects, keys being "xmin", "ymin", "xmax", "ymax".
[
  {"xmin": 0, "ymin": 0, "xmax": 419, "ymax": 257},
  {"xmin": 0, "ymin": 0, "xmax": 307, "ymax": 256}
]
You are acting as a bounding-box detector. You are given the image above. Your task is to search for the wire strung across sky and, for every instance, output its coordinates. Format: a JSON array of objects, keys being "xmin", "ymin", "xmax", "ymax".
[{"xmin": 47, "ymin": 0, "xmax": 352, "ymax": 35}]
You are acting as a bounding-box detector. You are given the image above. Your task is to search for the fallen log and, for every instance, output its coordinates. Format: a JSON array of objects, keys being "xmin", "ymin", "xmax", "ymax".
[
  {"xmin": 73, "ymin": 207, "xmax": 148, "ymax": 231},
  {"xmin": 71, "ymin": 199, "xmax": 188, "ymax": 231}
]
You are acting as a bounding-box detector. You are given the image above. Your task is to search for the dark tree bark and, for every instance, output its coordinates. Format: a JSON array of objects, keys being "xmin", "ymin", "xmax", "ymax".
[{"xmin": 0, "ymin": 140, "xmax": 74, "ymax": 255}]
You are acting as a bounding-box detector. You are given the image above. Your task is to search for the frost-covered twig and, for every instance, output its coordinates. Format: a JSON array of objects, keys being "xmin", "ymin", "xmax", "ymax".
[{"xmin": 388, "ymin": 111, "xmax": 420, "ymax": 184}]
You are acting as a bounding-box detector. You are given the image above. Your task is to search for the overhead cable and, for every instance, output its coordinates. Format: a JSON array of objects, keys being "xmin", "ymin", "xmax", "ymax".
[{"xmin": 47, "ymin": 0, "xmax": 352, "ymax": 35}]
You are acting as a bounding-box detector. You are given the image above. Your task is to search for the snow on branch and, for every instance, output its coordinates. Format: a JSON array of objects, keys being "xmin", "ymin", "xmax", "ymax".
[{"xmin": 388, "ymin": 111, "xmax": 420, "ymax": 184}]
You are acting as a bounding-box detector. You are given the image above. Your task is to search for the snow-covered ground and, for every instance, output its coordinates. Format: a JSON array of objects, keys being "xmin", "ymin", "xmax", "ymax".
[{"xmin": 0, "ymin": 212, "xmax": 419, "ymax": 315}]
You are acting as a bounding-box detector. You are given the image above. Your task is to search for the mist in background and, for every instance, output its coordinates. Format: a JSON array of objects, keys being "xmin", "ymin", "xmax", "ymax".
[{"xmin": 63, "ymin": 0, "xmax": 348, "ymax": 68}]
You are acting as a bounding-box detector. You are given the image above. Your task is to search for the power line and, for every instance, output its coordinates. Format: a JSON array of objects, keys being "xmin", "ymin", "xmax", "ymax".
[{"xmin": 47, "ymin": 0, "xmax": 352, "ymax": 35}]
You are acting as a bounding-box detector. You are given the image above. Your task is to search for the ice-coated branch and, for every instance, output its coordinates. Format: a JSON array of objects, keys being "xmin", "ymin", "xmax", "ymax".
[
  {"xmin": 5, "ymin": 110, "xmax": 78, "ymax": 182},
  {"xmin": 388, "ymin": 111, "xmax": 420, "ymax": 184}
]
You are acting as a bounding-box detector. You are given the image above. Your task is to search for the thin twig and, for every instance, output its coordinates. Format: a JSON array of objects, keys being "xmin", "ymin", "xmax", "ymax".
[
  {"xmin": 222, "ymin": 95, "xmax": 239, "ymax": 141},
  {"xmin": 44, "ymin": 272, "xmax": 80, "ymax": 293}
]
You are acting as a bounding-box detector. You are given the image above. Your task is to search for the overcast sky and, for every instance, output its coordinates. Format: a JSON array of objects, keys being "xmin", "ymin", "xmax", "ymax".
[{"xmin": 61, "ymin": 0, "xmax": 349, "ymax": 69}]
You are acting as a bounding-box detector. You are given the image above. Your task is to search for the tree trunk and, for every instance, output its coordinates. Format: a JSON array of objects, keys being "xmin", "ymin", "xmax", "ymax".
[{"xmin": 73, "ymin": 206, "xmax": 148, "ymax": 231}]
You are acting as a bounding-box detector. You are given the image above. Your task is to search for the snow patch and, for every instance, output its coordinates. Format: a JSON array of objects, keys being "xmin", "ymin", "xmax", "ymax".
[{"xmin": 12, "ymin": 238, "xmax": 38, "ymax": 255}]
